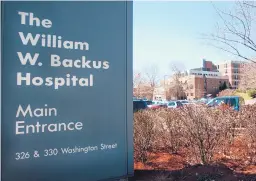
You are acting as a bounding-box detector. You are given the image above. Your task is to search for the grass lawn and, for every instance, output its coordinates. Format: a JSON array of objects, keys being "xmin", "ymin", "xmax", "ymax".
[{"xmin": 234, "ymin": 92, "xmax": 253, "ymax": 100}]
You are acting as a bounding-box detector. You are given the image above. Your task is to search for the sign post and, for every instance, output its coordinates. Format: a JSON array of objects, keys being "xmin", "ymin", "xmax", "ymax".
[{"xmin": 1, "ymin": 1, "xmax": 133, "ymax": 181}]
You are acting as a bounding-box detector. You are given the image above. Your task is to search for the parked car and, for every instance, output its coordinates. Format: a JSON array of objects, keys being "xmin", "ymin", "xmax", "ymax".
[
  {"xmin": 167, "ymin": 101, "xmax": 183, "ymax": 109},
  {"xmin": 179, "ymin": 100, "xmax": 188, "ymax": 104},
  {"xmin": 133, "ymin": 100, "xmax": 148, "ymax": 112},
  {"xmin": 152, "ymin": 101, "xmax": 162, "ymax": 105},
  {"xmin": 146, "ymin": 100, "xmax": 166, "ymax": 109},
  {"xmin": 206, "ymin": 96, "xmax": 241, "ymax": 111},
  {"xmin": 145, "ymin": 100, "xmax": 153, "ymax": 106},
  {"xmin": 158, "ymin": 103, "xmax": 168, "ymax": 108},
  {"xmin": 198, "ymin": 98, "xmax": 208, "ymax": 104},
  {"xmin": 181, "ymin": 100, "xmax": 197, "ymax": 106},
  {"xmin": 147, "ymin": 101, "xmax": 160, "ymax": 109}
]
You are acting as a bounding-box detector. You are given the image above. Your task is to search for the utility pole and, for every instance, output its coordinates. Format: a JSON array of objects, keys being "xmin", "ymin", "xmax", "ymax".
[{"xmin": 203, "ymin": 74, "xmax": 207, "ymax": 98}]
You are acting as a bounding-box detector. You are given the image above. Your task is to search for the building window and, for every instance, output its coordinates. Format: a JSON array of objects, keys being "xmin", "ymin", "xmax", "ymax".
[
  {"xmin": 233, "ymin": 63, "xmax": 239, "ymax": 68},
  {"xmin": 190, "ymin": 93, "xmax": 193, "ymax": 96}
]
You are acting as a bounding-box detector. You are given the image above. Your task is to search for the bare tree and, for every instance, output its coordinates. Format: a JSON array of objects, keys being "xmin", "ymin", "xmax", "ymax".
[
  {"xmin": 167, "ymin": 65, "xmax": 188, "ymax": 100},
  {"xmin": 134, "ymin": 110, "xmax": 155, "ymax": 163},
  {"xmin": 239, "ymin": 62, "xmax": 256, "ymax": 90},
  {"xmin": 162, "ymin": 109, "xmax": 187, "ymax": 154},
  {"xmin": 204, "ymin": 1, "xmax": 256, "ymax": 63},
  {"xmin": 133, "ymin": 71, "xmax": 144, "ymax": 98},
  {"xmin": 133, "ymin": 105, "xmax": 256, "ymax": 167},
  {"xmin": 178, "ymin": 105, "xmax": 235, "ymax": 165},
  {"xmin": 145, "ymin": 65, "xmax": 159, "ymax": 100}
]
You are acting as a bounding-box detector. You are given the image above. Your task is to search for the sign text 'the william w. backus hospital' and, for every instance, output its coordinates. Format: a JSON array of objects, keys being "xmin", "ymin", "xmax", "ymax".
[{"xmin": 1, "ymin": 2, "xmax": 133, "ymax": 181}]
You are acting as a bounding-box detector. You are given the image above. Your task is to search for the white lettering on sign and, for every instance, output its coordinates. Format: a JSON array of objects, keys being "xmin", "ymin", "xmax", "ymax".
[
  {"xmin": 17, "ymin": 52, "xmax": 40, "ymax": 65},
  {"xmin": 14, "ymin": 143, "xmax": 119, "ymax": 161},
  {"xmin": 16, "ymin": 104, "xmax": 57, "ymax": 118},
  {"xmin": 101, "ymin": 143, "xmax": 118, "ymax": 150},
  {"xmin": 50, "ymin": 54, "xmax": 109, "ymax": 69},
  {"xmin": 18, "ymin": 11, "xmax": 52, "ymax": 28},
  {"xmin": 61, "ymin": 146, "xmax": 98, "ymax": 154},
  {"xmin": 15, "ymin": 121, "xmax": 83, "ymax": 135},
  {"xmin": 14, "ymin": 10, "xmax": 114, "ymax": 136},
  {"xmin": 19, "ymin": 32, "xmax": 89, "ymax": 50},
  {"xmin": 17, "ymin": 73, "xmax": 93, "ymax": 89}
]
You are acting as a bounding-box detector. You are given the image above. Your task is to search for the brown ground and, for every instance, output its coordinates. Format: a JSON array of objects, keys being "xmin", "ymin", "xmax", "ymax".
[{"xmin": 130, "ymin": 138, "xmax": 256, "ymax": 181}]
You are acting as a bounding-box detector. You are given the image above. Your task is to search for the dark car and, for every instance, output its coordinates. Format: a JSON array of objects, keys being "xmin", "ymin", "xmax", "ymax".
[
  {"xmin": 145, "ymin": 101, "xmax": 153, "ymax": 106},
  {"xmin": 133, "ymin": 100, "xmax": 148, "ymax": 112}
]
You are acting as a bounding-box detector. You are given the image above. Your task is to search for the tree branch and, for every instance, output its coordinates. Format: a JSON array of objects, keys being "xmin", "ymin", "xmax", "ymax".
[
  {"xmin": 243, "ymin": 1, "xmax": 256, "ymax": 8},
  {"xmin": 207, "ymin": 41, "xmax": 256, "ymax": 63},
  {"xmin": 207, "ymin": 1, "xmax": 256, "ymax": 64}
]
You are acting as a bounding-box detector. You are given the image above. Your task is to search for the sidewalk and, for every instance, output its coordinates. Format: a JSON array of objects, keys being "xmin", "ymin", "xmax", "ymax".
[{"xmin": 245, "ymin": 98, "xmax": 256, "ymax": 105}]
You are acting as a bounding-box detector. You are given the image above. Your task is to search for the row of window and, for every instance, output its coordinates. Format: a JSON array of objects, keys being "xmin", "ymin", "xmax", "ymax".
[
  {"xmin": 223, "ymin": 74, "xmax": 239, "ymax": 79},
  {"xmin": 233, "ymin": 81, "xmax": 239, "ymax": 86},
  {"xmin": 187, "ymin": 93, "xmax": 194, "ymax": 96},
  {"xmin": 225, "ymin": 70, "xmax": 240, "ymax": 73},
  {"xmin": 191, "ymin": 73, "xmax": 218, "ymax": 76},
  {"xmin": 233, "ymin": 75, "xmax": 239, "ymax": 80},
  {"xmin": 233, "ymin": 63, "xmax": 240, "ymax": 68},
  {"xmin": 223, "ymin": 63, "xmax": 240, "ymax": 68}
]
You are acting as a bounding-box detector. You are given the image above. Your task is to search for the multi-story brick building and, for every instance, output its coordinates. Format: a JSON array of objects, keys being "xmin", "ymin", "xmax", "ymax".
[
  {"xmin": 202, "ymin": 59, "xmax": 218, "ymax": 71},
  {"xmin": 161, "ymin": 59, "xmax": 230, "ymax": 100},
  {"xmin": 177, "ymin": 59, "xmax": 229, "ymax": 100},
  {"xmin": 159, "ymin": 59, "xmax": 247, "ymax": 100},
  {"xmin": 180, "ymin": 74, "xmax": 229, "ymax": 100},
  {"xmin": 217, "ymin": 60, "xmax": 245, "ymax": 89}
]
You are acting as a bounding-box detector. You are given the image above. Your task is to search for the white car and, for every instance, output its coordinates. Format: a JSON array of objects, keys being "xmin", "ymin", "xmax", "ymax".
[
  {"xmin": 167, "ymin": 101, "xmax": 183, "ymax": 109},
  {"xmin": 179, "ymin": 100, "xmax": 190, "ymax": 105}
]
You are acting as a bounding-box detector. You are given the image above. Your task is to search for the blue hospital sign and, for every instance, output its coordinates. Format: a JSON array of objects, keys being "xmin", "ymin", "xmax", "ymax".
[{"xmin": 1, "ymin": 1, "xmax": 133, "ymax": 181}]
